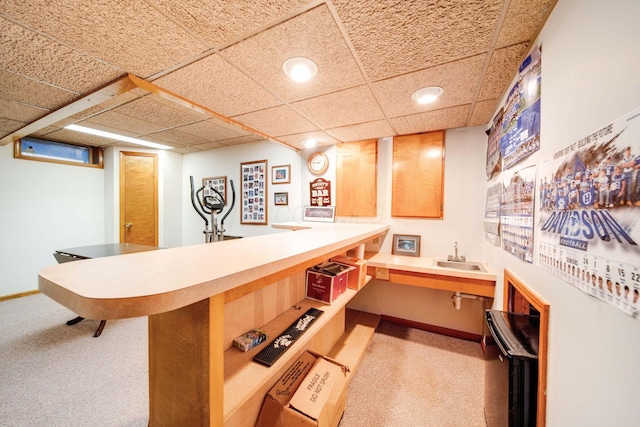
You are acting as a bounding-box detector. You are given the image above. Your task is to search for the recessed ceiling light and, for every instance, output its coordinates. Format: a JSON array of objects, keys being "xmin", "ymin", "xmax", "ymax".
[
  {"xmin": 303, "ymin": 138, "xmax": 317, "ymax": 148},
  {"xmin": 283, "ymin": 57, "xmax": 318, "ymax": 83},
  {"xmin": 65, "ymin": 124, "xmax": 173, "ymax": 150},
  {"xmin": 411, "ymin": 86, "xmax": 443, "ymax": 105}
]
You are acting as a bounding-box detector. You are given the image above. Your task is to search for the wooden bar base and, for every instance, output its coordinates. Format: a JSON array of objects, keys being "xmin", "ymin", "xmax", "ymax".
[{"xmin": 149, "ymin": 294, "xmax": 224, "ymax": 426}]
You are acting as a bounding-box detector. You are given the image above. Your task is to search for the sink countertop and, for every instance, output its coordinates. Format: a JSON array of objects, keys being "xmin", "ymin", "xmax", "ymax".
[{"xmin": 364, "ymin": 252, "xmax": 497, "ymax": 281}]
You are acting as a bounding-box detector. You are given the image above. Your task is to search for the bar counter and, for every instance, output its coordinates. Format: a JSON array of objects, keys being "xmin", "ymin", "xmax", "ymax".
[
  {"xmin": 38, "ymin": 223, "xmax": 388, "ymax": 320},
  {"xmin": 37, "ymin": 222, "xmax": 389, "ymax": 427}
]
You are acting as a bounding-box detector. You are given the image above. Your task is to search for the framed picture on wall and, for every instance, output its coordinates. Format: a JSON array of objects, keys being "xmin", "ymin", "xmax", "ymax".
[
  {"xmin": 274, "ymin": 192, "xmax": 288, "ymax": 206},
  {"xmin": 271, "ymin": 164, "xmax": 291, "ymax": 184},
  {"xmin": 202, "ymin": 176, "xmax": 227, "ymax": 205},
  {"xmin": 302, "ymin": 206, "xmax": 335, "ymax": 223},
  {"xmin": 392, "ymin": 234, "xmax": 421, "ymax": 257},
  {"xmin": 240, "ymin": 160, "xmax": 268, "ymax": 225}
]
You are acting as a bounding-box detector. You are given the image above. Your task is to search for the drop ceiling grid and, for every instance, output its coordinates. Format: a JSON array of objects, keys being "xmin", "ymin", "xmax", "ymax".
[
  {"xmin": 143, "ymin": 128, "xmax": 212, "ymax": 148},
  {"xmin": 277, "ymin": 130, "xmax": 339, "ymax": 148},
  {"xmin": 0, "ymin": 98, "xmax": 47, "ymax": 124},
  {"xmin": 0, "ymin": 18, "xmax": 123, "ymax": 94},
  {"xmin": 113, "ymin": 96, "xmax": 207, "ymax": 130},
  {"xmin": 83, "ymin": 110, "xmax": 167, "ymax": 137},
  {"xmin": 477, "ymin": 43, "xmax": 529, "ymax": 101},
  {"xmin": 390, "ymin": 105, "xmax": 471, "ymax": 136},
  {"xmin": 0, "ymin": 0, "xmax": 208, "ymax": 78},
  {"xmin": 327, "ymin": 120, "xmax": 396, "ymax": 143},
  {"xmin": 0, "ymin": 69, "xmax": 76, "ymax": 110},
  {"xmin": 469, "ymin": 98, "xmax": 500, "ymax": 126},
  {"xmin": 233, "ymin": 104, "xmax": 320, "ymax": 138},
  {"xmin": 371, "ymin": 54, "xmax": 487, "ymax": 119},
  {"xmin": 495, "ymin": 0, "xmax": 557, "ymax": 48},
  {"xmin": 154, "ymin": 54, "xmax": 283, "ymax": 118},
  {"xmin": 291, "ymin": 85, "xmax": 386, "ymax": 130},
  {"xmin": 331, "ymin": 0, "xmax": 505, "ymax": 81},
  {"xmin": 149, "ymin": 0, "xmax": 313, "ymax": 49},
  {"xmin": 221, "ymin": 4, "xmax": 365, "ymax": 104},
  {"xmin": 175, "ymin": 120, "xmax": 251, "ymax": 142}
]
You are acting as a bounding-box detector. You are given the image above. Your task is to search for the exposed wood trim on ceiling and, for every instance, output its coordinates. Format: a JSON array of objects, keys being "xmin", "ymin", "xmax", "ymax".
[{"xmin": 0, "ymin": 75, "xmax": 137, "ymax": 146}]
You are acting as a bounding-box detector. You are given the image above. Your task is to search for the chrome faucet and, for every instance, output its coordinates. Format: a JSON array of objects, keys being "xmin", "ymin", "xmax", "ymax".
[{"xmin": 448, "ymin": 241, "xmax": 466, "ymax": 262}]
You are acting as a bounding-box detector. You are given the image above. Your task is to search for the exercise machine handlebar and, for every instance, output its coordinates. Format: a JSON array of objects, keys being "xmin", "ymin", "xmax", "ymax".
[{"xmin": 190, "ymin": 175, "xmax": 236, "ymax": 243}]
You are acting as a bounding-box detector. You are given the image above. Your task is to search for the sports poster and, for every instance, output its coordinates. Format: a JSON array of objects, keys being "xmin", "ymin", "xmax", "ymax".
[
  {"xmin": 486, "ymin": 108, "xmax": 503, "ymax": 180},
  {"xmin": 500, "ymin": 47, "xmax": 541, "ymax": 170},
  {"xmin": 484, "ymin": 182, "xmax": 501, "ymax": 246},
  {"xmin": 500, "ymin": 165, "xmax": 536, "ymax": 262},
  {"xmin": 537, "ymin": 106, "xmax": 640, "ymax": 317}
]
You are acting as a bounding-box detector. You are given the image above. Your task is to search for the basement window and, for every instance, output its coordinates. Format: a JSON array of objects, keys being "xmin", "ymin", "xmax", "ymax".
[{"xmin": 15, "ymin": 137, "xmax": 103, "ymax": 168}]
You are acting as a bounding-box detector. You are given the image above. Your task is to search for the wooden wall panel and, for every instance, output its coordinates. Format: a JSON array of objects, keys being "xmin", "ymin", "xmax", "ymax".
[
  {"xmin": 392, "ymin": 131, "xmax": 444, "ymax": 218},
  {"xmin": 336, "ymin": 139, "xmax": 377, "ymax": 217}
]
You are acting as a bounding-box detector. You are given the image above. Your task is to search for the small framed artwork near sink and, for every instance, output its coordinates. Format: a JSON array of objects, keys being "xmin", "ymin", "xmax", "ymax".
[{"xmin": 392, "ymin": 234, "xmax": 421, "ymax": 257}]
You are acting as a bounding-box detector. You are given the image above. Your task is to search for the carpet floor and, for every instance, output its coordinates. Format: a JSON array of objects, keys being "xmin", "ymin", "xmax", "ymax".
[{"xmin": 0, "ymin": 294, "xmax": 485, "ymax": 426}]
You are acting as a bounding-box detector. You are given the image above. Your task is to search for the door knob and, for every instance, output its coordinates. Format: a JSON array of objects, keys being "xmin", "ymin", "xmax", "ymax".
[{"xmin": 124, "ymin": 223, "xmax": 133, "ymax": 228}]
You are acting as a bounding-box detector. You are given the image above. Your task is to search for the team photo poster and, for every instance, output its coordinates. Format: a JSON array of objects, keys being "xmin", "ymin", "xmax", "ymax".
[
  {"xmin": 501, "ymin": 165, "xmax": 536, "ymax": 263},
  {"xmin": 537, "ymin": 106, "xmax": 640, "ymax": 317}
]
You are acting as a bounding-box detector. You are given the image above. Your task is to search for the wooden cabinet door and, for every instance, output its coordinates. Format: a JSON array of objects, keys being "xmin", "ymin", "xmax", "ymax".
[
  {"xmin": 392, "ymin": 131, "xmax": 444, "ymax": 218},
  {"xmin": 336, "ymin": 139, "xmax": 377, "ymax": 217}
]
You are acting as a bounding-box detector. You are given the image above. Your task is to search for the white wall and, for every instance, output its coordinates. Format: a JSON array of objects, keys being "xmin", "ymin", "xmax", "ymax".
[
  {"xmin": 182, "ymin": 140, "xmax": 301, "ymax": 246},
  {"xmin": 485, "ymin": 1, "xmax": 640, "ymax": 425},
  {"xmin": 0, "ymin": 144, "xmax": 104, "ymax": 295},
  {"xmin": 347, "ymin": 127, "xmax": 489, "ymax": 334}
]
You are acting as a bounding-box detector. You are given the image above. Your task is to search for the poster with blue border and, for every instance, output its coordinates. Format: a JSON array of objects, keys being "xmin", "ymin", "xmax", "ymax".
[
  {"xmin": 537, "ymin": 106, "xmax": 640, "ymax": 317},
  {"xmin": 500, "ymin": 47, "xmax": 541, "ymax": 169}
]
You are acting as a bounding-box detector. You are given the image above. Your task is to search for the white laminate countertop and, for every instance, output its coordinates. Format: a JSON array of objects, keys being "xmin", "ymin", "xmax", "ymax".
[
  {"xmin": 38, "ymin": 222, "xmax": 389, "ymax": 320},
  {"xmin": 365, "ymin": 252, "xmax": 497, "ymax": 281}
]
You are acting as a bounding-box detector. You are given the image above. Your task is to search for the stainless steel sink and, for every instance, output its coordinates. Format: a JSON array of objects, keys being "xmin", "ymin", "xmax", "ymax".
[{"xmin": 436, "ymin": 260, "xmax": 487, "ymax": 272}]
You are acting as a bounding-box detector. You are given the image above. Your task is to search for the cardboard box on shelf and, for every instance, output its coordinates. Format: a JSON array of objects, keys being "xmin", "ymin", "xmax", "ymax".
[
  {"xmin": 306, "ymin": 262, "xmax": 353, "ymax": 305},
  {"xmin": 255, "ymin": 351, "xmax": 349, "ymax": 427},
  {"xmin": 330, "ymin": 255, "xmax": 368, "ymax": 290}
]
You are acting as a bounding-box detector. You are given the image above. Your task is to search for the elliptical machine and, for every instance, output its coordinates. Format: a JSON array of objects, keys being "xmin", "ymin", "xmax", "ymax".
[{"xmin": 190, "ymin": 176, "xmax": 236, "ymax": 243}]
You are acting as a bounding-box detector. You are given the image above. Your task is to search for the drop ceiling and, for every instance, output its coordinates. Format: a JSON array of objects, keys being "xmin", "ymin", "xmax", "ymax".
[{"xmin": 0, "ymin": 0, "xmax": 556, "ymax": 153}]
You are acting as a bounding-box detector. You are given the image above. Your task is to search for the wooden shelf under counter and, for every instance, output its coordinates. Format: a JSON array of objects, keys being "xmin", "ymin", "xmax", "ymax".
[
  {"xmin": 224, "ymin": 288, "xmax": 379, "ymax": 426},
  {"xmin": 363, "ymin": 252, "xmax": 497, "ymax": 297}
]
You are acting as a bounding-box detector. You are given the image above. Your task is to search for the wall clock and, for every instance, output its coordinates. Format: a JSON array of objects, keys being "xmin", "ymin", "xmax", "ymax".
[{"xmin": 307, "ymin": 151, "xmax": 329, "ymax": 175}]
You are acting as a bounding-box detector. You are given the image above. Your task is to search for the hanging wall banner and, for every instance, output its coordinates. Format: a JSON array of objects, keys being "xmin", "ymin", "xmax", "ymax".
[
  {"xmin": 500, "ymin": 165, "xmax": 536, "ymax": 262},
  {"xmin": 500, "ymin": 47, "xmax": 541, "ymax": 170},
  {"xmin": 310, "ymin": 178, "xmax": 331, "ymax": 207},
  {"xmin": 537, "ymin": 106, "xmax": 640, "ymax": 317}
]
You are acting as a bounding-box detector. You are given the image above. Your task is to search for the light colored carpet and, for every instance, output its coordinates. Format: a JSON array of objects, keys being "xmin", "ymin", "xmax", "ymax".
[
  {"xmin": 340, "ymin": 321, "xmax": 486, "ymax": 427},
  {"xmin": 0, "ymin": 294, "xmax": 485, "ymax": 426},
  {"xmin": 0, "ymin": 294, "xmax": 148, "ymax": 427}
]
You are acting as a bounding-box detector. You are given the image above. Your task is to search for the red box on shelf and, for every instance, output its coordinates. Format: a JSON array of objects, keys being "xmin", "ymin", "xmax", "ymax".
[
  {"xmin": 330, "ymin": 255, "xmax": 367, "ymax": 290},
  {"xmin": 305, "ymin": 262, "xmax": 353, "ymax": 305}
]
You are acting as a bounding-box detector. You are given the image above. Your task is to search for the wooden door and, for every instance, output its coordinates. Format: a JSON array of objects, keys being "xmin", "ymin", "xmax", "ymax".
[{"xmin": 120, "ymin": 151, "xmax": 158, "ymax": 245}]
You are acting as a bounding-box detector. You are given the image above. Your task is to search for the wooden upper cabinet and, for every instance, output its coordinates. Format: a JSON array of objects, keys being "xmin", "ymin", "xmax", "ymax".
[
  {"xmin": 392, "ymin": 131, "xmax": 445, "ymax": 218},
  {"xmin": 336, "ymin": 139, "xmax": 377, "ymax": 217}
]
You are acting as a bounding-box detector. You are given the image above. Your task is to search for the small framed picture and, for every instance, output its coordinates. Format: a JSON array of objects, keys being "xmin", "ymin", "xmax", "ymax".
[
  {"xmin": 303, "ymin": 206, "xmax": 335, "ymax": 223},
  {"xmin": 272, "ymin": 164, "xmax": 291, "ymax": 184},
  {"xmin": 392, "ymin": 234, "xmax": 421, "ymax": 257},
  {"xmin": 274, "ymin": 192, "xmax": 288, "ymax": 206}
]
